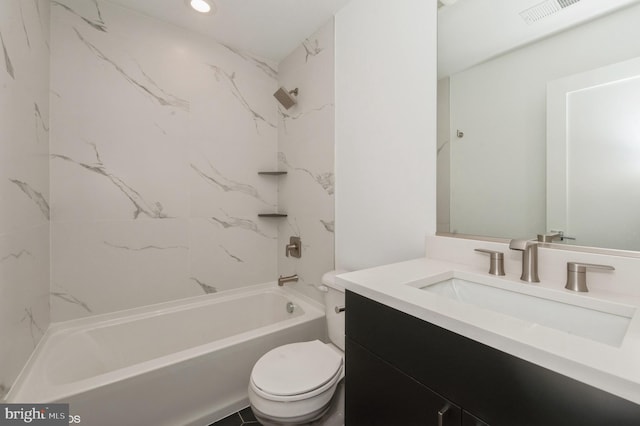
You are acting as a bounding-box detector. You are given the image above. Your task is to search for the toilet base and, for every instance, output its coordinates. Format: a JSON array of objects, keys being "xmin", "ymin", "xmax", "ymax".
[
  {"xmin": 249, "ymin": 379, "xmax": 344, "ymax": 426},
  {"xmin": 251, "ymin": 401, "xmax": 332, "ymax": 426}
]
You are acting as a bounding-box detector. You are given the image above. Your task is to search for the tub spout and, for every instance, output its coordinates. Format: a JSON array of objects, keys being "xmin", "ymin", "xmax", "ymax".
[{"xmin": 278, "ymin": 274, "xmax": 298, "ymax": 286}]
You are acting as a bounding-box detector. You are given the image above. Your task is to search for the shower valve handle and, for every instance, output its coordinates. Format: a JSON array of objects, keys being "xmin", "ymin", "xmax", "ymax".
[{"xmin": 285, "ymin": 237, "xmax": 301, "ymax": 258}]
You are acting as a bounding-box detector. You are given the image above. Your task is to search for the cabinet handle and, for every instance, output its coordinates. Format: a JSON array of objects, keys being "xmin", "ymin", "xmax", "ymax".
[{"xmin": 437, "ymin": 404, "xmax": 450, "ymax": 426}]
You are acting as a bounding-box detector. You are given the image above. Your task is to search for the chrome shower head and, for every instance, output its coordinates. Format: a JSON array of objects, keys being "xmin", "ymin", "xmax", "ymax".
[{"xmin": 273, "ymin": 87, "xmax": 298, "ymax": 109}]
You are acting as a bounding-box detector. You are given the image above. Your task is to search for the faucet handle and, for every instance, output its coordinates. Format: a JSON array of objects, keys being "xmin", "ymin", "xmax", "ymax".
[
  {"xmin": 285, "ymin": 236, "xmax": 301, "ymax": 258},
  {"xmin": 565, "ymin": 262, "xmax": 615, "ymax": 292},
  {"xmin": 474, "ymin": 249, "xmax": 505, "ymax": 276}
]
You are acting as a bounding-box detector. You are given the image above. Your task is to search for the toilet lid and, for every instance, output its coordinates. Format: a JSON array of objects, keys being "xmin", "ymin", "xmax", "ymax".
[{"xmin": 251, "ymin": 340, "xmax": 343, "ymax": 397}]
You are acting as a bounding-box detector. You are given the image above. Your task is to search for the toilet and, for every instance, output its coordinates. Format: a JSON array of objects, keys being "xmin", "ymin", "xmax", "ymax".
[{"xmin": 248, "ymin": 271, "xmax": 346, "ymax": 425}]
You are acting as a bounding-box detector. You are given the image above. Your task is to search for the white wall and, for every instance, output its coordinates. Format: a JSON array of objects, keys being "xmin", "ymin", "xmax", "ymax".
[
  {"xmin": 449, "ymin": 3, "xmax": 640, "ymax": 239},
  {"xmin": 334, "ymin": 0, "xmax": 437, "ymax": 271},
  {"xmin": 50, "ymin": 0, "xmax": 279, "ymax": 321},
  {"xmin": 277, "ymin": 21, "xmax": 335, "ymax": 302},
  {"xmin": 0, "ymin": 0, "xmax": 50, "ymax": 397}
]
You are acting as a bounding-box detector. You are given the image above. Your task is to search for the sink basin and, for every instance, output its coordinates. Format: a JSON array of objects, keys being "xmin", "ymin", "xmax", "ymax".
[{"xmin": 419, "ymin": 277, "xmax": 633, "ymax": 347}]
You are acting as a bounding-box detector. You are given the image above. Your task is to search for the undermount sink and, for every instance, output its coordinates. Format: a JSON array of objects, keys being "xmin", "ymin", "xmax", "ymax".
[{"xmin": 417, "ymin": 277, "xmax": 634, "ymax": 347}]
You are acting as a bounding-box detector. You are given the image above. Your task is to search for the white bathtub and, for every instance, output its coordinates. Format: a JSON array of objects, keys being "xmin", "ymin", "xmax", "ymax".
[{"xmin": 6, "ymin": 283, "xmax": 326, "ymax": 426}]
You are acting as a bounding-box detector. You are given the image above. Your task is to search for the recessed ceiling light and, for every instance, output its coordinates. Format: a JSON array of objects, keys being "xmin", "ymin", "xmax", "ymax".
[{"xmin": 188, "ymin": 0, "xmax": 215, "ymax": 14}]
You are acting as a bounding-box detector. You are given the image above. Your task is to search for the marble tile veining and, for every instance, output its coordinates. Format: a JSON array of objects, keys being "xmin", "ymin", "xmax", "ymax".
[
  {"xmin": 279, "ymin": 102, "xmax": 333, "ymax": 122},
  {"xmin": 19, "ymin": 4, "xmax": 31, "ymax": 48},
  {"xmin": 191, "ymin": 162, "xmax": 273, "ymax": 206},
  {"xmin": 1, "ymin": 31, "xmax": 15, "ymax": 79},
  {"xmin": 210, "ymin": 212, "xmax": 275, "ymax": 240},
  {"xmin": 190, "ymin": 277, "xmax": 218, "ymax": 294},
  {"xmin": 51, "ymin": 289, "xmax": 92, "ymax": 313},
  {"xmin": 0, "ymin": 249, "xmax": 34, "ymax": 263},
  {"xmin": 103, "ymin": 241, "xmax": 188, "ymax": 251},
  {"xmin": 51, "ymin": 152, "xmax": 170, "ymax": 219},
  {"xmin": 278, "ymin": 152, "xmax": 335, "ymax": 196},
  {"xmin": 207, "ymin": 64, "xmax": 276, "ymax": 132},
  {"xmin": 9, "ymin": 179, "xmax": 50, "ymax": 220},
  {"xmin": 34, "ymin": 102, "xmax": 50, "ymax": 132},
  {"xmin": 0, "ymin": 0, "xmax": 50, "ymax": 398},
  {"xmin": 220, "ymin": 245, "xmax": 244, "ymax": 263},
  {"xmin": 72, "ymin": 27, "xmax": 189, "ymax": 110},
  {"xmin": 320, "ymin": 220, "xmax": 335, "ymax": 233},
  {"xmin": 21, "ymin": 307, "xmax": 45, "ymax": 348},
  {"xmin": 51, "ymin": 0, "xmax": 106, "ymax": 32},
  {"xmin": 303, "ymin": 37, "xmax": 324, "ymax": 63},
  {"xmin": 222, "ymin": 44, "xmax": 277, "ymax": 80}
]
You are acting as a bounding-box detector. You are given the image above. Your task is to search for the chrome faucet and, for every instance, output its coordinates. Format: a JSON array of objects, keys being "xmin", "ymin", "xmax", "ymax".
[
  {"xmin": 278, "ymin": 274, "xmax": 298, "ymax": 286},
  {"xmin": 509, "ymin": 239, "xmax": 540, "ymax": 283}
]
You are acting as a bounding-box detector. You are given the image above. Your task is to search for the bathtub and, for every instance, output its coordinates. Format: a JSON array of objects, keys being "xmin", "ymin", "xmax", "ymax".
[{"xmin": 6, "ymin": 283, "xmax": 326, "ymax": 426}]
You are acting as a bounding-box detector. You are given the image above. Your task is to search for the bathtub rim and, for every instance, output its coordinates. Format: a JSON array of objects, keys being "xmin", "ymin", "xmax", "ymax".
[
  {"xmin": 6, "ymin": 282, "xmax": 325, "ymax": 403},
  {"xmin": 47, "ymin": 281, "xmax": 324, "ymax": 333}
]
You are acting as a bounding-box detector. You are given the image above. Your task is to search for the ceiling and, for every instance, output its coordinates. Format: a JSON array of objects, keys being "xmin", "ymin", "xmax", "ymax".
[
  {"xmin": 438, "ymin": 0, "xmax": 640, "ymax": 78},
  {"xmin": 106, "ymin": 0, "xmax": 352, "ymax": 62}
]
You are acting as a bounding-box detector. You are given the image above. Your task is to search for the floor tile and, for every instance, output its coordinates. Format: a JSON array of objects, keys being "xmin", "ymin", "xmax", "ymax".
[{"xmin": 209, "ymin": 407, "xmax": 261, "ymax": 426}]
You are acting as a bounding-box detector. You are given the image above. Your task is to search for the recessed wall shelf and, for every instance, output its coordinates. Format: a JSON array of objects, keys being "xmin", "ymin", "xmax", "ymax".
[
  {"xmin": 258, "ymin": 171, "xmax": 287, "ymax": 176},
  {"xmin": 257, "ymin": 171, "xmax": 287, "ymax": 217}
]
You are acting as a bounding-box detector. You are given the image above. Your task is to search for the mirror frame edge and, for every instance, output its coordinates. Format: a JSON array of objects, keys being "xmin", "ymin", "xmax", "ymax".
[{"xmin": 435, "ymin": 232, "xmax": 640, "ymax": 259}]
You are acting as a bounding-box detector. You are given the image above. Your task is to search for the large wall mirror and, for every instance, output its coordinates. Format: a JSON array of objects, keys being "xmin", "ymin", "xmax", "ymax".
[{"xmin": 437, "ymin": 0, "xmax": 640, "ymax": 252}]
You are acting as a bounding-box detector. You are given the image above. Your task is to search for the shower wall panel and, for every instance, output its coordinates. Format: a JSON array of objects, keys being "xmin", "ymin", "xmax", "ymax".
[
  {"xmin": 0, "ymin": 0, "xmax": 51, "ymax": 397},
  {"xmin": 277, "ymin": 21, "xmax": 335, "ymax": 302},
  {"xmin": 50, "ymin": 0, "xmax": 279, "ymax": 321}
]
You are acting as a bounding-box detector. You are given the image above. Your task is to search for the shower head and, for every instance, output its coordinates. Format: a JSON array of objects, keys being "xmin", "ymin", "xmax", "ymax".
[{"xmin": 273, "ymin": 87, "xmax": 298, "ymax": 109}]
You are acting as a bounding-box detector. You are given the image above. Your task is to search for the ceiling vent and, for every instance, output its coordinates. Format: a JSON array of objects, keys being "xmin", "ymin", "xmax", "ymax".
[{"xmin": 519, "ymin": 0, "xmax": 582, "ymax": 24}]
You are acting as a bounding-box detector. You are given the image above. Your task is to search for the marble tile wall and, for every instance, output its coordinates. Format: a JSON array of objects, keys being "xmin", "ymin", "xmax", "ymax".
[
  {"xmin": 0, "ymin": 0, "xmax": 51, "ymax": 398},
  {"xmin": 277, "ymin": 21, "xmax": 335, "ymax": 302},
  {"xmin": 50, "ymin": 0, "xmax": 279, "ymax": 321}
]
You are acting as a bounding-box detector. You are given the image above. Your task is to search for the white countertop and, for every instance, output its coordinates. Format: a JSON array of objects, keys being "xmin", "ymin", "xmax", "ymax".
[{"xmin": 337, "ymin": 257, "xmax": 640, "ymax": 405}]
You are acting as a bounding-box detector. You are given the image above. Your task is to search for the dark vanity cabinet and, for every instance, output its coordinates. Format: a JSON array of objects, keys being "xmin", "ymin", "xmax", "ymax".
[
  {"xmin": 345, "ymin": 291, "xmax": 640, "ymax": 426},
  {"xmin": 462, "ymin": 412, "xmax": 489, "ymax": 426},
  {"xmin": 347, "ymin": 338, "xmax": 461, "ymax": 425}
]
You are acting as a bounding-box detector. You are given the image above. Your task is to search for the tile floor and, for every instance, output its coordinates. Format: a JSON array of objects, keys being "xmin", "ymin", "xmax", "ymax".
[
  {"xmin": 209, "ymin": 381, "xmax": 345, "ymax": 426},
  {"xmin": 209, "ymin": 407, "xmax": 261, "ymax": 426}
]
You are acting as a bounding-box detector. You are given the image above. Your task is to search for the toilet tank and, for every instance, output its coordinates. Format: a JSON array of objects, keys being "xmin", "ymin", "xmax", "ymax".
[{"xmin": 321, "ymin": 271, "xmax": 347, "ymax": 351}]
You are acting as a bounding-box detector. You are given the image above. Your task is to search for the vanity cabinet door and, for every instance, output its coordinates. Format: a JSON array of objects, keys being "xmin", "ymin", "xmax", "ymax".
[
  {"xmin": 346, "ymin": 338, "xmax": 461, "ymax": 426},
  {"xmin": 462, "ymin": 411, "xmax": 490, "ymax": 426},
  {"xmin": 346, "ymin": 291, "xmax": 640, "ymax": 426}
]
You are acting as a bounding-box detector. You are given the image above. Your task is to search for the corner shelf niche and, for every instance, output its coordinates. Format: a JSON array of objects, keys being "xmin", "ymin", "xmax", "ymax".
[{"xmin": 257, "ymin": 171, "xmax": 288, "ymax": 218}]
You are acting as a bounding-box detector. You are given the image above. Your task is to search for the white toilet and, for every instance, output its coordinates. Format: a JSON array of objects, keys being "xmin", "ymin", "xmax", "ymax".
[{"xmin": 248, "ymin": 271, "xmax": 346, "ymax": 425}]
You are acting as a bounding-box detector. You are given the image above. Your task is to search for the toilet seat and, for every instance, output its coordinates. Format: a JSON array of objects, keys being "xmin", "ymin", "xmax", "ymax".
[
  {"xmin": 250, "ymin": 362, "xmax": 343, "ymax": 402},
  {"xmin": 250, "ymin": 340, "xmax": 343, "ymax": 401}
]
